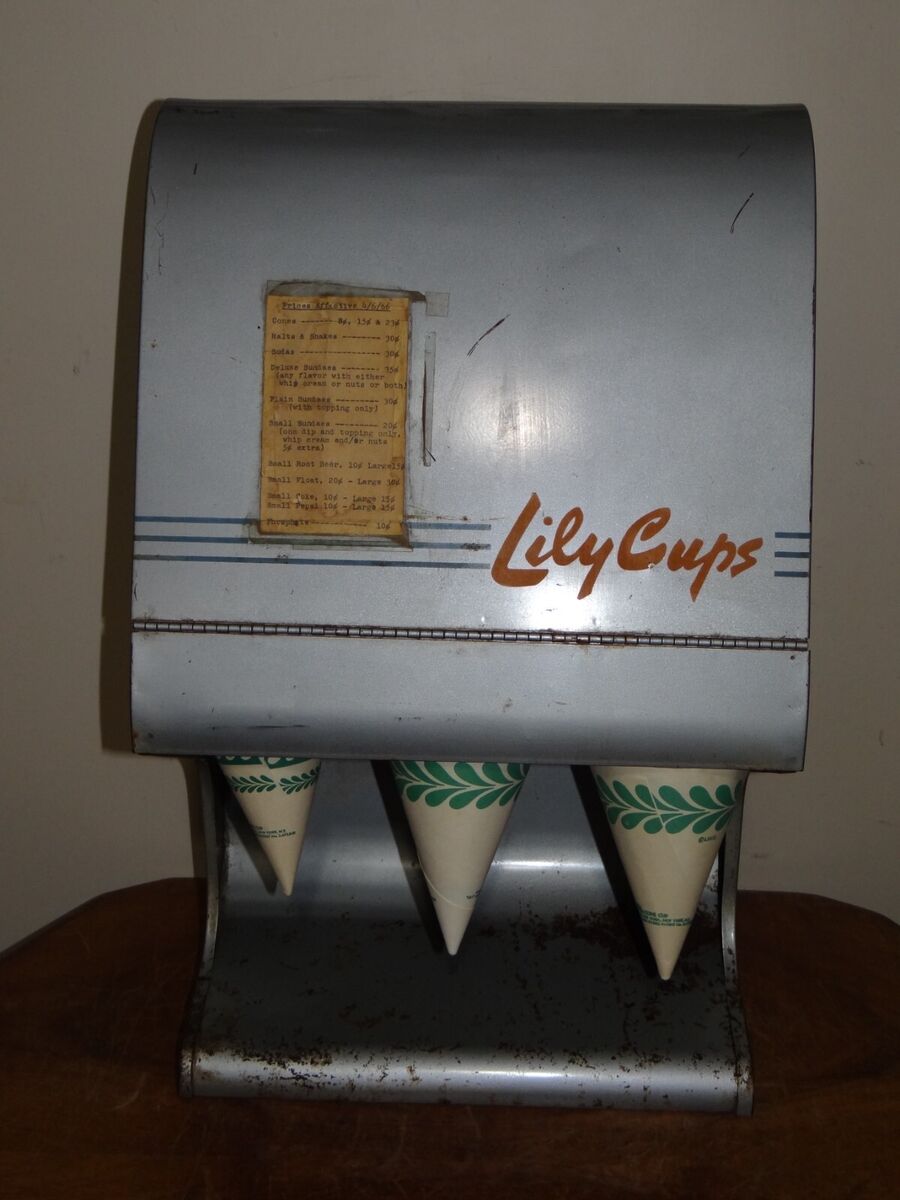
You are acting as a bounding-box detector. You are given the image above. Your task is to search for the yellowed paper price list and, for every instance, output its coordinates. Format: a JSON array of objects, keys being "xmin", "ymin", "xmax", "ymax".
[{"xmin": 260, "ymin": 293, "xmax": 409, "ymax": 538}]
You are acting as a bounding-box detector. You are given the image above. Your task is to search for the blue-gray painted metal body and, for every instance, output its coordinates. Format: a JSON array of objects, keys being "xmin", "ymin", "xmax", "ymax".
[
  {"xmin": 133, "ymin": 101, "xmax": 814, "ymax": 768},
  {"xmin": 132, "ymin": 102, "xmax": 814, "ymax": 1111}
]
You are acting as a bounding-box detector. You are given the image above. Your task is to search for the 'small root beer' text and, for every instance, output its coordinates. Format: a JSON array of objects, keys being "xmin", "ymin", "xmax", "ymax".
[{"xmin": 491, "ymin": 493, "xmax": 763, "ymax": 601}]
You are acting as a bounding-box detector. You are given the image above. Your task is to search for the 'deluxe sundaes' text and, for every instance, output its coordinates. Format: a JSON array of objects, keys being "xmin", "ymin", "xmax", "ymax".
[{"xmin": 491, "ymin": 493, "xmax": 763, "ymax": 602}]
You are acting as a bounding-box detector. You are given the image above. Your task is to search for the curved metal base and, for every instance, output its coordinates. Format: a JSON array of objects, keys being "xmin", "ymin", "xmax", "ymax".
[{"xmin": 181, "ymin": 759, "xmax": 753, "ymax": 1112}]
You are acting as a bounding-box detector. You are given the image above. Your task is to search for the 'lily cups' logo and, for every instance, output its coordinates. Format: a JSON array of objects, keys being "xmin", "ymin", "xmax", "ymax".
[{"xmin": 491, "ymin": 493, "xmax": 763, "ymax": 602}]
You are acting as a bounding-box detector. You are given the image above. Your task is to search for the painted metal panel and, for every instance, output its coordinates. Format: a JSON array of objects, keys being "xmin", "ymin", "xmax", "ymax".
[
  {"xmin": 132, "ymin": 631, "xmax": 807, "ymax": 768},
  {"xmin": 134, "ymin": 104, "xmax": 813, "ymax": 667}
]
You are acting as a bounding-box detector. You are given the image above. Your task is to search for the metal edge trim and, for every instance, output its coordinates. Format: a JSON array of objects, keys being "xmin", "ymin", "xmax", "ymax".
[
  {"xmin": 719, "ymin": 793, "xmax": 754, "ymax": 1115},
  {"xmin": 178, "ymin": 758, "xmax": 222, "ymax": 1098}
]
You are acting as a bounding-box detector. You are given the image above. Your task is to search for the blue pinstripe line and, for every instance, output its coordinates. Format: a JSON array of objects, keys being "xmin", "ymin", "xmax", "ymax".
[
  {"xmin": 134, "ymin": 554, "xmax": 491, "ymax": 570},
  {"xmin": 774, "ymin": 570, "xmax": 809, "ymax": 578},
  {"xmin": 774, "ymin": 531, "xmax": 811, "ymax": 539},
  {"xmin": 407, "ymin": 521, "xmax": 492, "ymax": 531},
  {"xmin": 136, "ymin": 535, "xmax": 248, "ymax": 544},
  {"xmin": 774, "ymin": 550, "xmax": 810, "ymax": 559},
  {"xmin": 411, "ymin": 542, "xmax": 490, "ymax": 550},
  {"xmin": 135, "ymin": 515, "xmax": 247, "ymax": 524},
  {"xmin": 134, "ymin": 535, "xmax": 490, "ymax": 550},
  {"xmin": 135, "ymin": 516, "xmax": 493, "ymax": 531}
]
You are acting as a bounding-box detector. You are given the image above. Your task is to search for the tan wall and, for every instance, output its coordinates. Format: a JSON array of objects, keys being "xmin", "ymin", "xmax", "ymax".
[{"xmin": 1, "ymin": 1, "xmax": 897, "ymax": 950}]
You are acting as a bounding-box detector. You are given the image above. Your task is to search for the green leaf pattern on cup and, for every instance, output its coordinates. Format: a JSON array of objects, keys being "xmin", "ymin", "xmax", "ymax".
[
  {"xmin": 218, "ymin": 757, "xmax": 320, "ymax": 796},
  {"xmin": 221, "ymin": 774, "xmax": 279, "ymax": 793},
  {"xmin": 219, "ymin": 756, "xmax": 305, "ymax": 769},
  {"xmin": 594, "ymin": 775, "xmax": 741, "ymax": 836},
  {"xmin": 391, "ymin": 760, "xmax": 528, "ymax": 809},
  {"xmin": 278, "ymin": 769, "xmax": 320, "ymax": 793}
]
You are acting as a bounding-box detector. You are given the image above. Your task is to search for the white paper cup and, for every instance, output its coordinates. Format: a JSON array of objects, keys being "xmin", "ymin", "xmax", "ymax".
[
  {"xmin": 592, "ymin": 765, "xmax": 747, "ymax": 979},
  {"xmin": 391, "ymin": 760, "xmax": 529, "ymax": 954},
  {"xmin": 218, "ymin": 756, "xmax": 321, "ymax": 896}
]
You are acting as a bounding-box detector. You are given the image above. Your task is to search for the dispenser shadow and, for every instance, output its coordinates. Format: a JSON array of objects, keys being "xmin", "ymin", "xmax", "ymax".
[
  {"xmin": 100, "ymin": 99, "xmax": 162, "ymax": 754},
  {"xmin": 215, "ymin": 764, "xmax": 279, "ymax": 896},
  {"xmin": 371, "ymin": 760, "xmax": 446, "ymax": 957},
  {"xmin": 572, "ymin": 765, "xmax": 657, "ymax": 979},
  {"xmin": 181, "ymin": 757, "xmax": 213, "ymax": 879}
]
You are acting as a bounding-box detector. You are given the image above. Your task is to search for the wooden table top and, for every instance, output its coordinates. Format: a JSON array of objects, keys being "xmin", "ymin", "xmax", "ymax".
[{"xmin": 0, "ymin": 881, "xmax": 896, "ymax": 1199}]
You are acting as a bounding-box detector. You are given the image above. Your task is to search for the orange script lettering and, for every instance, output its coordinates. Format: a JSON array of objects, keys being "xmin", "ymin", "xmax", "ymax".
[{"xmin": 490, "ymin": 493, "xmax": 763, "ymax": 601}]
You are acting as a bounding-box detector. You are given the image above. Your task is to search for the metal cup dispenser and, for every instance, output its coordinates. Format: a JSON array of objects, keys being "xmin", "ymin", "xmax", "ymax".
[{"xmin": 132, "ymin": 102, "xmax": 814, "ymax": 1111}]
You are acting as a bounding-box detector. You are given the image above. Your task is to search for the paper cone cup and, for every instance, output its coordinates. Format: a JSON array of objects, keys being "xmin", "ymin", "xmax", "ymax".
[
  {"xmin": 391, "ymin": 760, "xmax": 528, "ymax": 954},
  {"xmin": 592, "ymin": 765, "xmax": 747, "ymax": 980},
  {"xmin": 218, "ymin": 756, "xmax": 321, "ymax": 896}
]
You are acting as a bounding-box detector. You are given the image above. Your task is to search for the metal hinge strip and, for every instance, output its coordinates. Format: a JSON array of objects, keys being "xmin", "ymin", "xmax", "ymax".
[{"xmin": 132, "ymin": 618, "xmax": 807, "ymax": 652}]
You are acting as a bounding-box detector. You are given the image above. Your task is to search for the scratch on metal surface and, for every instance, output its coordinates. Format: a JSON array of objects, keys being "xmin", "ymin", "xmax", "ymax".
[
  {"xmin": 422, "ymin": 331, "xmax": 436, "ymax": 464},
  {"xmin": 154, "ymin": 189, "xmax": 170, "ymax": 274},
  {"xmin": 729, "ymin": 193, "xmax": 754, "ymax": 234},
  {"xmin": 467, "ymin": 314, "xmax": 509, "ymax": 356}
]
